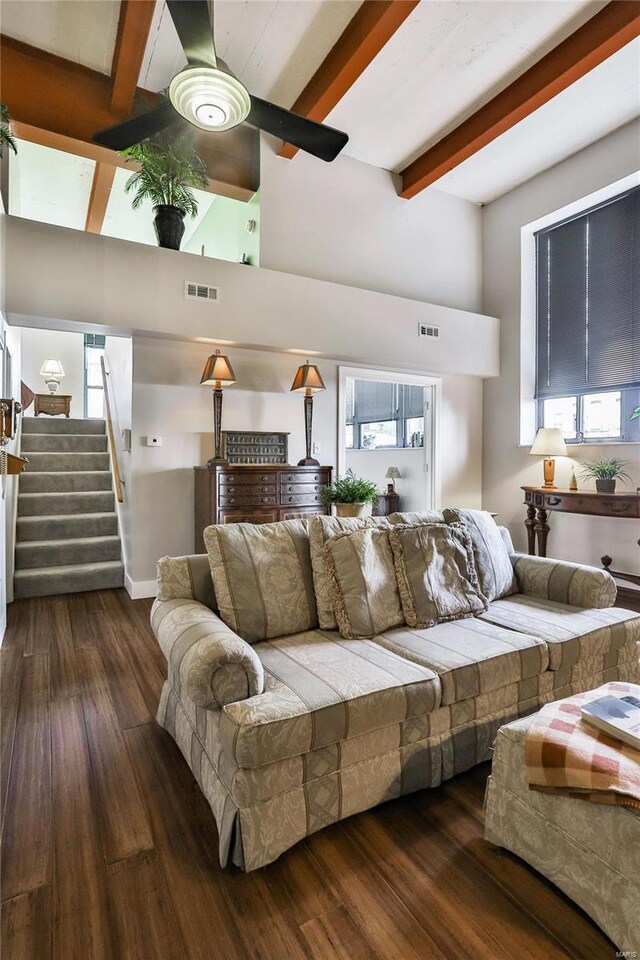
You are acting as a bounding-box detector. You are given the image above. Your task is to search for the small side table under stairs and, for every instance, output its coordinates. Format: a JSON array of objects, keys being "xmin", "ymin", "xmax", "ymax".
[{"xmin": 34, "ymin": 393, "xmax": 71, "ymax": 417}]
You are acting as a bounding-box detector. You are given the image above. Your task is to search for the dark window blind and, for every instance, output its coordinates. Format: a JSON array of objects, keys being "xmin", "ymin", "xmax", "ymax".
[
  {"xmin": 535, "ymin": 186, "xmax": 640, "ymax": 399},
  {"xmin": 352, "ymin": 381, "xmax": 424, "ymax": 423}
]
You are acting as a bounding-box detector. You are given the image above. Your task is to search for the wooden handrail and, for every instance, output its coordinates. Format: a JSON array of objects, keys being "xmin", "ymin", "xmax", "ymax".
[{"xmin": 100, "ymin": 355, "xmax": 124, "ymax": 503}]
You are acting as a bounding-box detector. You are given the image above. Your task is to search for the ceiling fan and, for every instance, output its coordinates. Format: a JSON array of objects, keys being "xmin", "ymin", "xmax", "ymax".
[{"xmin": 94, "ymin": 0, "xmax": 349, "ymax": 162}]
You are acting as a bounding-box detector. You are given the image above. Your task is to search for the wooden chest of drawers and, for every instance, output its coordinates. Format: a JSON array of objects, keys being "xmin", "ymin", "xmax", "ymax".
[
  {"xmin": 194, "ymin": 463, "xmax": 332, "ymax": 552},
  {"xmin": 34, "ymin": 393, "xmax": 71, "ymax": 417}
]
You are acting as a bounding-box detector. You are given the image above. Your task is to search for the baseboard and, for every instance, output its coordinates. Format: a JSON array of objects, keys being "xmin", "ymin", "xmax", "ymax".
[{"xmin": 125, "ymin": 574, "xmax": 156, "ymax": 600}]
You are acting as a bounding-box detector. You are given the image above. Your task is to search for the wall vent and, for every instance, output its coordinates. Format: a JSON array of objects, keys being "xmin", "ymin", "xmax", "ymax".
[
  {"xmin": 418, "ymin": 323, "xmax": 440, "ymax": 339},
  {"xmin": 184, "ymin": 281, "xmax": 220, "ymax": 302}
]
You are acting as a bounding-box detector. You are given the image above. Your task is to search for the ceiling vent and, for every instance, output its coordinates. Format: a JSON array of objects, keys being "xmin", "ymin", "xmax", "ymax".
[
  {"xmin": 418, "ymin": 322, "xmax": 440, "ymax": 339},
  {"xmin": 184, "ymin": 281, "xmax": 220, "ymax": 302}
]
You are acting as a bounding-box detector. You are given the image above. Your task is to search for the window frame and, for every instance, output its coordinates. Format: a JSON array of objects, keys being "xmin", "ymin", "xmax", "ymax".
[
  {"xmin": 537, "ymin": 386, "xmax": 640, "ymax": 444},
  {"xmin": 83, "ymin": 334, "xmax": 106, "ymax": 420}
]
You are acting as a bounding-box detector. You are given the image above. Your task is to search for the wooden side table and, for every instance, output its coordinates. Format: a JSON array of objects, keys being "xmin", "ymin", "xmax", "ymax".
[
  {"xmin": 373, "ymin": 492, "xmax": 400, "ymax": 516},
  {"xmin": 34, "ymin": 394, "xmax": 71, "ymax": 417}
]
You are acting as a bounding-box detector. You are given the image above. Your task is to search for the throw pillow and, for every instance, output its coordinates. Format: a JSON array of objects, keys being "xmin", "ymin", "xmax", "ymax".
[
  {"xmin": 309, "ymin": 514, "xmax": 390, "ymax": 629},
  {"xmin": 389, "ymin": 522, "xmax": 487, "ymax": 628},
  {"xmin": 204, "ymin": 520, "xmax": 318, "ymax": 643},
  {"xmin": 324, "ymin": 526, "xmax": 404, "ymax": 639},
  {"xmin": 388, "ymin": 510, "xmax": 445, "ymax": 525},
  {"xmin": 443, "ymin": 508, "xmax": 517, "ymax": 602}
]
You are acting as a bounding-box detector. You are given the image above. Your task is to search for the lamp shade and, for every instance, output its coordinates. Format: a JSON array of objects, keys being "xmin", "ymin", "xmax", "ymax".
[
  {"xmin": 200, "ymin": 350, "xmax": 236, "ymax": 386},
  {"xmin": 40, "ymin": 359, "xmax": 65, "ymax": 378},
  {"xmin": 529, "ymin": 427, "xmax": 567, "ymax": 457},
  {"xmin": 290, "ymin": 362, "xmax": 325, "ymax": 393},
  {"xmin": 385, "ymin": 467, "xmax": 401, "ymax": 480}
]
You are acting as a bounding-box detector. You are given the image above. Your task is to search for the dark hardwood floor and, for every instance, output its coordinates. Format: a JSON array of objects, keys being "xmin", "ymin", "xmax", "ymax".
[{"xmin": 0, "ymin": 589, "xmax": 618, "ymax": 959}]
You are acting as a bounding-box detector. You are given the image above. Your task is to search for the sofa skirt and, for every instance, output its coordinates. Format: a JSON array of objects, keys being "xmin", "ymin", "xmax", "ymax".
[{"xmin": 156, "ymin": 658, "xmax": 632, "ymax": 872}]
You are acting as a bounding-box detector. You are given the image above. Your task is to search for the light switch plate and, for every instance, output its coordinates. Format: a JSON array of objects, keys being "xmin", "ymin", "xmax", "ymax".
[{"xmin": 146, "ymin": 436, "xmax": 163, "ymax": 447}]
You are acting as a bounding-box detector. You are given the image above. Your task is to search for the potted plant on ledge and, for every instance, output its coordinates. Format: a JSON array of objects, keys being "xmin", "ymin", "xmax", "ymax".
[
  {"xmin": 580, "ymin": 458, "xmax": 631, "ymax": 494},
  {"xmin": 121, "ymin": 133, "xmax": 208, "ymax": 250},
  {"xmin": 320, "ymin": 470, "xmax": 379, "ymax": 518}
]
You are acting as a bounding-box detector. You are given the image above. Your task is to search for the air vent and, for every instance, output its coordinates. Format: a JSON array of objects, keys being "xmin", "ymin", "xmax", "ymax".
[
  {"xmin": 418, "ymin": 323, "xmax": 440, "ymax": 339},
  {"xmin": 184, "ymin": 281, "xmax": 220, "ymax": 302}
]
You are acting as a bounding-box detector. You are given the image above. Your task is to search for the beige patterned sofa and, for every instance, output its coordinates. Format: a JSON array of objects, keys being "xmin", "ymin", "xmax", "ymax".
[{"xmin": 151, "ymin": 511, "xmax": 640, "ymax": 871}]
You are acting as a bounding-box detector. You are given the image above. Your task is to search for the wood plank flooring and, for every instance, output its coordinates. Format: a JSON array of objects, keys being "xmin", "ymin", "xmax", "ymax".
[{"xmin": 0, "ymin": 590, "xmax": 618, "ymax": 959}]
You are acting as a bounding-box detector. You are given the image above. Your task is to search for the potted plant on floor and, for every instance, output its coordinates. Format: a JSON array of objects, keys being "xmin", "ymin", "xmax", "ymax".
[
  {"xmin": 320, "ymin": 469, "xmax": 379, "ymax": 518},
  {"xmin": 121, "ymin": 132, "xmax": 208, "ymax": 250},
  {"xmin": 580, "ymin": 458, "xmax": 631, "ymax": 494}
]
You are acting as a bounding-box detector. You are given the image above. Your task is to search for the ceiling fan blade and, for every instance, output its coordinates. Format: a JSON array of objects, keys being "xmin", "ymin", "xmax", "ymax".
[
  {"xmin": 247, "ymin": 96, "xmax": 348, "ymax": 162},
  {"xmin": 93, "ymin": 102, "xmax": 179, "ymax": 150},
  {"xmin": 166, "ymin": 0, "xmax": 217, "ymax": 68}
]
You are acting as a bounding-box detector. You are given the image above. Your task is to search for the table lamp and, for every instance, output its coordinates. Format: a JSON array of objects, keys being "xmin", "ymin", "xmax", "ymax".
[
  {"xmin": 529, "ymin": 427, "xmax": 567, "ymax": 489},
  {"xmin": 40, "ymin": 359, "xmax": 65, "ymax": 394},
  {"xmin": 290, "ymin": 361, "xmax": 325, "ymax": 466},
  {"xmin": 385, "ymin": 466, "xmax": 401, "ymax": 493},
  {"xmin": 200, "ymin": 350, "xmax": 236, "ymax": 464}
]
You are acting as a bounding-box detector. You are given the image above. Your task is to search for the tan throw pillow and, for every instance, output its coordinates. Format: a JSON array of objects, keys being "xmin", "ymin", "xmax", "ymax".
[
  {"xmin": 390, "ymin": 522, "xmax": 487, "ymax": 628},
  {"xmin": 443, "ymin": 508, "xmax": 517, "ymax": 602},
  {"xmin": 309, "ymin": 514, "xmax": 390, "ymax": 630},
  {"xmin": 388, "ymin": 510, "xmax": 445, "ymax": 525},
  {"xmin": 204, "ymin": 520, "xmax": 318, "ymax": 643},
  {"xmin": 324, "ymin": 527, "xmax": 404, "ymax": 639}
]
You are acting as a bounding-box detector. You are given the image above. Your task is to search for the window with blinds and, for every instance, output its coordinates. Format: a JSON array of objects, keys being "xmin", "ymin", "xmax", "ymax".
[
  {"xmin": 346, "ymin": 378, "xmax": 425, "ymax": 449},
  {"xmin": 535, "ymin": 186, "xmax": 640, "ymax": 443}
]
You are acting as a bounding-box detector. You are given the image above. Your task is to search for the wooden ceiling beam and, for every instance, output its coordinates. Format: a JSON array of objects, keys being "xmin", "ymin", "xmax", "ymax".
[
  {"xmin": 0, "ymin": 35, "xmax": 258, "ymax": 201},
  {"xmin": 84, "ymin": 161, "xmax": 117, "ymax": 233},
  {"xmin": 400, "ymin": 1, "xmax": 640, "ymax": 199},
  {"xmin": 110, "ymin": 0, "xmax": 157, "ymax": 116},
  {"xmin": 278, "ymin": 0, "xmax": 419, "ymax": 160}
]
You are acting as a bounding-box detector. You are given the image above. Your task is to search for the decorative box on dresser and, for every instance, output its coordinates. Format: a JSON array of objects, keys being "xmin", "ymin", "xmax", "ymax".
[{"xmin": 194, "ymin": 463, "xmax": 332, "ymax": 552}]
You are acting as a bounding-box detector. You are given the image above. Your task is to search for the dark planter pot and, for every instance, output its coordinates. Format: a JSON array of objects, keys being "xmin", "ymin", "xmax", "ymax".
[
  {"xmin": 153, "ymin": 205, "xmax": 186, "ymax": 250},
  {"xmin": 595, "ymin": 478, "xmax": 616, "ymax": 493}
]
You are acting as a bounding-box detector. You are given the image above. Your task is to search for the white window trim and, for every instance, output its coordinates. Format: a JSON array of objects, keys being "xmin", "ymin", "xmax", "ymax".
[{"xmin": 519, "ymin": 170, "xmax": 640, "ymax": 448}]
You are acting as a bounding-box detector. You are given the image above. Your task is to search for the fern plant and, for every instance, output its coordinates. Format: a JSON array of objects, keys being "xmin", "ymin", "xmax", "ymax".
[
  {"xmin": 320, "ymin": 469, "xmax": 379, "ymax": 506},
  {"xmin": 121, "ymin": 133, "xmax": 208, "ymax": 217},
  {"xmin": 0, "ymin": 104, "xmax": 17, "ymax": 159},
  {"xmin": 580, "ymin": 458, "xmax": 631, "ymax": 482}
]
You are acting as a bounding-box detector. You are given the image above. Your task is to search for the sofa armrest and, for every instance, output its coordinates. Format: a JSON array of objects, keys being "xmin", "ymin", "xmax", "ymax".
[
  {"xmin": 511, "ymin": 554, "xmax": 617, "ymax": 609},
  {"xmin": 156, "ymin": 553, "xmax": 217, "ymax": 610},
  {"xmin": 151, "ymin": 598, "xmax": 264, "ymax": 708}
]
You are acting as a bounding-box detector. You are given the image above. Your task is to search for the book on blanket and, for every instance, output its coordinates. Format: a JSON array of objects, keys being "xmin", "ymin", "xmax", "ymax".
[{"xmin": 580, "ymin": 695, "xmax": 640, "ymax": 750}]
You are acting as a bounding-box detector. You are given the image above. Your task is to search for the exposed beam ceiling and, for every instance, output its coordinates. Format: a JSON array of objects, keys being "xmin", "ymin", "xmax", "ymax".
[
  {"xmin": 84, "ymin": 161, "xmax": 117, "ymax": 233},
  {"xmin": 0, "ymin": 35, "xmax": 258, "ymax": 202},
  {"xmin": 278, "ymin": 0, "xmax": 419, "ymax": 160},
  {"xmin": 400, "ymin": 0, "xmax": 640, "ymax": 199},
  {"xmin": 110, "ymin": 0, "xmax": 157, "ymax": 116}
]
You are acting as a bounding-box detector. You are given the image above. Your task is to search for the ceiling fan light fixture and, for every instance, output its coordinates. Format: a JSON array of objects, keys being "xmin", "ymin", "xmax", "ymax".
[{"xmin": 169, "ymin": 66, "xmax": 250, "ymax": 132}]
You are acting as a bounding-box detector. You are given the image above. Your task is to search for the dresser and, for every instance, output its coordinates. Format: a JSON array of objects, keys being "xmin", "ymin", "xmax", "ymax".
[
  {"xmin": 194, "ymin": 463, "xmax": 332, "ymax": 552},
  {"xmin": 34, "ymin": 393, "xmax": 71, "ymax": 417}
]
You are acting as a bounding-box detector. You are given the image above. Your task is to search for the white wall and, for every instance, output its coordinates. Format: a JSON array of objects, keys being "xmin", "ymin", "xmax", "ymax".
[
  {"xmin": 1, "ymin": 316, "xmax": 22, "ymax": 635},
  {"xmin": 20, "ymin": 326, "xmax": 85, "ymax": 418},
  {"xmin": 482, "ymin": 120, "xmax": 640, "ymax": 572},
  {"xmin": 345, "ymin": 448, "xmax": 426, "ymax": 513},
  {"xmin": 259, "ymin": 138, "xmax": 482, "ymax": 313}
]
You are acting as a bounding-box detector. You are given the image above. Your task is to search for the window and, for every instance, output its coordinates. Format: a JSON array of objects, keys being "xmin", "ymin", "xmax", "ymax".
[
  {"xmin": 535, "ymin": 186, "xmax": 640, "ymax": 443},
  {"xmin": 346, "ymin": 378, "xmax": 425, "ymax": 449},
  {"xmin": 84, "ymin": 334, "xmax": 105, "ymax": 419}
]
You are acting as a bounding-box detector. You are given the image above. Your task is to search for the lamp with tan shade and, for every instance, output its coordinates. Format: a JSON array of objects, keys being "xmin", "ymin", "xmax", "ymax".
[
  {"xmin": 200, "ymin": 350, "xmax": 236, "ymax": 464},
  {"xmin": 290, "ymin": 361, "xmax": 325, "ymax": 466},
  {"xmin": 529, "ymin": 427, "xmax": 567, "ymax": 488}
]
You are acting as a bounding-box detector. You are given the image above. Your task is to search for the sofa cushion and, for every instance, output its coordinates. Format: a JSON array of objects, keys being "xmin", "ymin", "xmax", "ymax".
[
  {"xmin": 481, "ymin": 595, "xmax": 640, "ymax": 670},
  {"xmin": 388, "ymin": 510, "xmax": 445, "ymax": 525},
  {"xmin": 218, "ymin": 629, "xmax": 441, "ymax": 768},
  {"xmin": 390, "ymin": 521, "xmax": 487, "ymax": 627},
  {"xmin": 443, "ymin": 508, "xmax": 517, "ymax": 602},
  {"xmin": 369, "ymin": 618, "xmax": 548, "ymax": 705},
  {"xmin": 308, "ymin": 515, "xmax": 389, "ymax": 629},
  {"xmin": 204, "ymin": 520, "xmax": 317, "ymax": 643},
  {"xmin": 325, "ymin": 526, "xmax": 404, "ymax": 639}
]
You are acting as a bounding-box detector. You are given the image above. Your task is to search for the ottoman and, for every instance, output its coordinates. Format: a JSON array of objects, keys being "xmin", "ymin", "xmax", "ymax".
[{"xmin": 484, "ymin": 712, "xmax": 640, "ymax": 952}]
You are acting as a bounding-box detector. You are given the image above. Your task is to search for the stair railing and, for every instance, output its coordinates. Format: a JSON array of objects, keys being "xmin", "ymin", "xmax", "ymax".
[{"xmin": 100, "ymin": 356, "xmax": 124, "ymax": 503}]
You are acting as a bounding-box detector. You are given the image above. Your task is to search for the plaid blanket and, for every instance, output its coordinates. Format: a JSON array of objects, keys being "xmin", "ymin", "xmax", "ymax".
[{"xmin": 525, "ymin": 681, "xmax": 640, "ymax": 810}]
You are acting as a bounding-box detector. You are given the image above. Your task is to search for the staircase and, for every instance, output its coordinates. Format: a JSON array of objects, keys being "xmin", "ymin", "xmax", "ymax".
[{"xmin": 14, "ymin": 417, "xmax": 124, "ymax": 598}]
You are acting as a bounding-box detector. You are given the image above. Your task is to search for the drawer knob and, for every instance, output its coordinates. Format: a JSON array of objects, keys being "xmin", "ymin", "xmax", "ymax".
[
  {"xmin": 262, "ymin": 475, "xmax": 269, "ymax": 481},
  {"xmin": 262, "ymin": 497, "xmax": 268, "ymax": 503},
  {"xmin": 227, "ymin": 475, "xmax": 235, "ymax": 482},
  {"xmin": 289, "ymin": 496, "xmax": 294, "ymax": 502},
  {"xmin": 229, "ymin": 498, "xmax": 235, "ymax": 504}
]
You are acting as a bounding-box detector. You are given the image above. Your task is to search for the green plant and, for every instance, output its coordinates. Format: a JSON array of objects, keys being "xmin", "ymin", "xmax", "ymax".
[
  {"xmin": 320, "ymin": 469, "xmax": 379, "ymax": 506},
  {"xmin": 121, "ymin": 132, "xmax": 208, "ymax": 217},
  {"xmin": 579, "ymin": 458, "xmax": 631, "ymax": 482},
  {"xmin": 0, "ymin": 104, "xmax": 17, "ymax": 159},
  {"xmin": 631, "ymin": 405, "xmax": 640, "ymax": 421}
]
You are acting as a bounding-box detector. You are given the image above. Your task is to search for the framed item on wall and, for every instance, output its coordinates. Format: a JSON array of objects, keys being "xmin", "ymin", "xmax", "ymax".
[{"xmin": 222, "ymin": 431, "xmax": 289, "ymax": 464}]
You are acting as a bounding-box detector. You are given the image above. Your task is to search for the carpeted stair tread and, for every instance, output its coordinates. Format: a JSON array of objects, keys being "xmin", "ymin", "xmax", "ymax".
[
  {"xmin": 14, "ymin": 561, "xmax": 124, "ymax": 599},
  {"xmin": 18, "ymin": 490, "xmax": 115, "ymax": 516},
  {"xmin": 24, "ymin": 452, "xmax": 110, "ymax": 472},
  {"xmin": 21, "ymin": 433, "xmax": 108, "ymax": 453},
  {"xmin": 22, "ymin": 417, "xmax": 105, "ymax": 435},
  {"xmin": 19, "ymin": 470, "xmax": 112, "ymax": 493},
  {"xmin": 15, "ymin": 536, "xmax": 122, "ymax": 570},
  {"xmin": 16, "ymin": 513, "xmax": 118, "ymax": 541}
]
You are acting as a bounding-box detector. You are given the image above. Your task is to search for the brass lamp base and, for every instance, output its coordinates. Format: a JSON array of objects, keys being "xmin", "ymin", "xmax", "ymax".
[
  {"xmin": 298, "ymin": 457, "xmax": 320, "ymax": 466},
  {"xmin": 543, "ymin": 457, "xmax": 556, "ymax": 488}
]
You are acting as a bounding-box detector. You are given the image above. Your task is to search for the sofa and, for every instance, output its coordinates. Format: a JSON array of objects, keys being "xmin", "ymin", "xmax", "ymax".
[{"xmin": 151, "ymin": 510, "xmax": 640, "ymax": 872}]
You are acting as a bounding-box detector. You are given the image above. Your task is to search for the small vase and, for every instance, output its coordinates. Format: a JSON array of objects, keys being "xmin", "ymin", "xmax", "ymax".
[
  {"xmin": 595, "ymin": 478, "xmax": 616, "ymax": 494},
  {"xmin": 153, "ymin": 205, "xmax": 186, "ymax": 250},
  {"xmin": 335, "ymin": 503, "xmax": 370, "ymax": 518}
]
